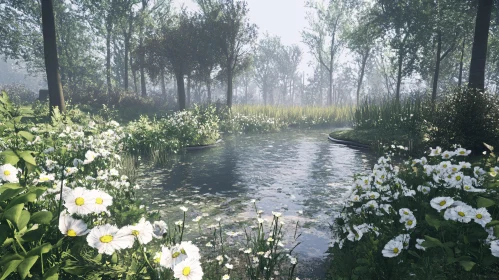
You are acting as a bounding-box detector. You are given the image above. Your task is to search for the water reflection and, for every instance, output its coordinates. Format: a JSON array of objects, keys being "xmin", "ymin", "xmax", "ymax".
[{"xmin": 137, "ymin": 128, "xmax": 374, "ymax": 279}]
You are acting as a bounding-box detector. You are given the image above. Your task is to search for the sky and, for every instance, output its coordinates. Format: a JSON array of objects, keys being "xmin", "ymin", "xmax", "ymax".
[{"xmin": 172, "ymin": 0, "xmax": 313, "ymax": 75}]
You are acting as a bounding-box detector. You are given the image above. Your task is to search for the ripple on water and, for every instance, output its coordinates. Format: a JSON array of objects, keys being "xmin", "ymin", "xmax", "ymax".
[{"xmin": 137, "ymin": 128, "xmax": 374, "ymax": 279}]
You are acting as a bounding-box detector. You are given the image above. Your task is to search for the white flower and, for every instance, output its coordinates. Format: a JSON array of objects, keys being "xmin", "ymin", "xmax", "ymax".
[
  {"xmin": 38, "ymin": 173, "xmax": 55, "ymax": 184},
  {"xmin": 126, "ymin": 217, "xmax": 154, "ymax": 245},
  {"xmin": 403, "ymin": 216, "xmax": 417, "ymax": 230},
  {"xmin": 0, "ymin": 164, "xmax": 18, "ymax": 183},
  {"xmin": 417, "ymin": 185, "xmax": 430, "ymax": 194},
  {"xmin": 429, "ymin": 147, "xmax": 442, "ymax": 156},
  {"xmin": 472, "ymin": 207, "xmax": 492, "ymax": 227},
  {"xmin": 222, "ymin": 274, "xmax": 230, "ymax": 280},
  {"xmin": 415, "ymin": 239, "xmax": 426, "ymax": 251},
  {"xmin": 441, "ymin": 151, "xmax": 455, "ymax": 159},
  {"xmin": 64, "ymin": 167, "xmax": 78, "ymax": 176},
  {"xmin": 430, "ymin": 197, "xmax": 454, "ymax": 211},
  {"xmin": 180, "ymin": 206, "xmax": 188, "ymax": 212},
  {"xmin": 84, "ymin": 150, "xmax": 99, "ymax": 164},
  {"xmin": 490, "ymin": 240, "xmax": 499, "ymax": 257},
  {"xmin": 86, "ymin": 224, "xmax": 135, "ymax": 255},
  {"xmin": 382, "ymin": 239, "xmax": 403, "ymax": 258},
  {"xmin": 363, "ymin": 200, "xmax": 378, "ymax": 210},
  {"xmin": 444, "ymin": 205, "xmax": 474, "ymax": 223},
  {"xmin": 455, "ymin": 148, "xmax": 471, "ymax": 156},
  {"xmin": 58, "ymin": 212, "xmax": 89, "ymax": 236},
  {"xmin": 225, "ymin": 263, "xmax": 233, "ymax": 269},
  {"xmin": 244, "ymin": 248, "xmax": 252, "ymax": 254},
  {"xmin": 88, "ymin": 189, "xmax": 112, "ymax": 213},
  {"xmin": 173, "ymin": 258, "xmax": 203, "ymax": 280},
  {"xmin": 395, "ymin": 234, "xmax": 410, "ymax": 249},
  {"xmin": 272, "ymin": 211, "xmax": 282, "ymax": 217},
  {"xmin": 152, "ymin": 220, "xmax": 168, "ymax": 238},
  {"xmin": 64, "ymin": 187, "xmax": 97, "ymax": 215}
]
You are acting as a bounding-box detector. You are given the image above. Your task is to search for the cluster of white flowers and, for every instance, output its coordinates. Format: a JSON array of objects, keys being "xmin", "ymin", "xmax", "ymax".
[
  {"xmin": 335, "ymin": 145, "xmax": 499, "ymax": 260},
  {"xmin": 159, "ymin": 242, "xmax": 203, "ymax": 280}
]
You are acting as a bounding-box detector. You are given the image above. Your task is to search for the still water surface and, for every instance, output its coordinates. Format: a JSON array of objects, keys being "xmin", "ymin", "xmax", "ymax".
[{"xmin": 138, "ymin": 128, "xmax": 374, "ymax": 279}]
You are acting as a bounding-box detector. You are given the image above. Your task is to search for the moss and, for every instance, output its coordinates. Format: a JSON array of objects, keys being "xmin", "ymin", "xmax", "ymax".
[{"xmin": 329, "ymin": 128, "xmax": 417, "ymax": 147}]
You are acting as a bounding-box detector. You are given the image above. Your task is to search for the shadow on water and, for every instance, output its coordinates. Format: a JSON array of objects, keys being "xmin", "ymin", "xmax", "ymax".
[{"xmin": 137, "ymin": 128, "xmax": 375, "ymax": 279}]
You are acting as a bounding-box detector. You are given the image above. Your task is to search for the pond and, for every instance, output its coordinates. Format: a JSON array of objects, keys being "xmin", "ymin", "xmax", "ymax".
[{"xmin": 137, "ymin": 128, "xmax": 374, "ymax": 279}]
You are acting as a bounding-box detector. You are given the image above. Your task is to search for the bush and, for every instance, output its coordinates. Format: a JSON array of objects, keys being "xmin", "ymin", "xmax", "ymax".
[{"xmin": 329, "ymin": 145, "xmax": 499, "ymax": 279}]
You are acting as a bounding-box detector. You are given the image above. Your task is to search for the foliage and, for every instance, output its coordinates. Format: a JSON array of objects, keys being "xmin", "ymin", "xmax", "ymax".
[{"xmin": 329, "ymin": 145, "xmax": 499, "ymax": 279}]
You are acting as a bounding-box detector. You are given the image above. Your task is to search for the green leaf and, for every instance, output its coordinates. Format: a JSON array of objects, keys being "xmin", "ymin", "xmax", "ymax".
[
  {"xmin": 0, "ymin": 188, "xmax": 23, "ymax": 202},
  {"xmin": 0, "ymin": 254, "xmax": 23, "ymax": 266},
  {"xmin": 18, "ymin": 151, "xmax": 36, "ymax": 166},
  {"xmin": 0, "ymin": 224, "xmax": 9, "ymax": 246},
  {"xmin": 17, "ymin": 131, "xmax": 34, "ymax": 142},
  {"xmin": 111, "ymin": 253, "xmax": 118, "ymax": 264},
  {"xmin": 493, "ymin": 225, "xmax": 499, "ymax": 239},
  {"xmin": 477, "ymin": 197, "xmax": 495, "ymax": 208},
  {"xmin": 459, "ymin": 260, "xmax": 476, "ymax": 271},
  {"xmin": 17, "ymin": 255, "xmax": 38, "ymax": 280},
  {"xmin": 17, "ymin": 210, "xmax": 30, "ymax": 230},
  {"xmin": 3, "ymin": 203, "xmax": 24, "ymax": 225},
  {"xmin": 30, "ymin": 211, "xmax": 53, "ymax": 225},
  {"xmin": 1, "ymin": 150, "xmax": 19, "ymax": 165},
  {"xmin": 425, "ymin": 214, "xmax": 441, "ymax": 230},
  {"xmin": 486, "ymin": 220, "xmax": 499, "ymax": 227},
  {"xmin": 8, "ymin": 193, "xmax": 38, "ymax": 209},
  {"xmin": 43, "ymin": 266, "xmax": 59, "ymax": 280},
  {"xmin": 407, "ymin": 250, "xmax": 421, "ymax": 259},
  {"xmin": 0, "ymin": 259, "xmax": 23, "ymax": 280},
  {"xmin": 21, "ymin": 228, "xmax": 46, "ymax": 242},
  {"xmin": 422, "ymin": 235, "xmax": 443, "ymax": 248},
  {"xmin": 0, "ymin": 183, "xmax": 21, "ymax": 193},
  {"xmin": 26, "ymin": 243, "xmax": 52, "ymax": 257}
]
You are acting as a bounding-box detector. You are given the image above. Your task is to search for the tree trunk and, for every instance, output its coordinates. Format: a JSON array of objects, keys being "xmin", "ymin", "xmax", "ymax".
[
  {"xmin": 395, "ymin": 51, "xmax": 403, "ymax": 102},
  {"xmin": 41, "ymin": 0, "xmax": 65, "ymax": 114},
  {"xmin": 106, "ymin": 21, "xmax": 112, "ymax": 96},
  {"xmin": 175, "ymin": 72, "xmax": 186, "ymax": 110},
  {"xmin": 124, "ymin": 18, "xmax": 133, "ymax": 91},
  {"xmin": 432, "ymin": 31, "xmax": 442, "ymax": 102},
  {"xmin": 356, "ymin": 48, "xmax": 370, "ymax": 107},
  {"xmin": 227, "ymin": 68, "xmax": 233, "ymax": 108},
  {"xmin": 139, "ymin": 0, "xmax": 147, "ymax": 97},
  {"xmin": 206, "ymin": 77, "xmax": 212, "ymax": 103},
  {"xmin": 160, "ymin": 68, "xmax": 166, "ymax": 96},
  {"xmin": 458, "ymin": 38, "xmax": 465, "ymax": 87},
  {"xmin": 468, "ymin": 0, "xmax": 493, "ymax": 91},
  {"xmin": 186, "ymin": 73, "xmax": 191, "ymax": 108}
]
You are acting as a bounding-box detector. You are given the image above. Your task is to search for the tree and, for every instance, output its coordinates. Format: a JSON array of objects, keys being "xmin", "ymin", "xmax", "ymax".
[
  {"xmin": 302, "ymin": 0, "xmax": 345, "ymax": 106},
  {"xmin": 254, "ymin": 35, "xmax": 281, "ymax": 105},
  {"xmin": 468, "ymin": 0, "xmax": 494, "ymax": 90},
  {"xmin": 203, "ymin": 0, "xmax": 257, "ymax": 108},
  {"xmin": 41, "ymin": 0, "xmax": 65, "ymax": 113}
]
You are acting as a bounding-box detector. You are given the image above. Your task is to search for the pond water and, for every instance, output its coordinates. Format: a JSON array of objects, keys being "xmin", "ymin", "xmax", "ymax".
[{"xmin": 137, "ymin": 128, "xmax": 374, "ymax": 279}]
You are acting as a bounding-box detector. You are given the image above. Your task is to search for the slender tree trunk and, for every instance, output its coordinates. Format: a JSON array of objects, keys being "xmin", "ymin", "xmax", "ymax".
[
  {"xmin": 432, "ymin": 31, "xmax": 443, "ymax": 101},
  {"xmin": 458, "ymin": 38, "xmax": 465, "ymax": 87},
  {"xmin": 206, "ymin": 78, "xmax": 212, "ymax": 103},
  {"xmin": 160, "ymin": 68, "xmax": 166, "ymax": 96},
  {"xmin": 468, "ymin": 0, "xmax": 493, "ymax": 90},
  {"xmin": 319, "ymin": 65, "xmax": 323, "ymax": 106},
  {"xmin": 124, "ymin": 18, "xmax": 133, "ymax": 91},
  {"xmin": 395, "ymin": 51, "xmax": 404, "ymax": 102},
  {"xmin": 328, "ymin": 70, "xmax": 333, "ymax": 106},
  {"xmin": 186, "ymin": 73, "xmax": 191, "ymax": 108},
  {"xmin": 173, "ymin": 74, "xmax": 177, "ymax": 94},
  {"xmin": 106, "ymin": 22, "xmax": 112, "ymax": 96},
  {"xmin": 175, "ymin": 72, "xmax": 186, "ymax": 110},
  {"xmin": 41, "ymin": 0, "xmax": 65, "ymax": 114},
  {"xmin": 356, "ymin": 48, "xmax": 370, "ymax": 107},
  {"xmin": 227, "ymin": 67, "xmax": 233, "ymax": 108},
  {"xmin": 139, "ymin": 0, "xmax": 147, "ymax": 97}
]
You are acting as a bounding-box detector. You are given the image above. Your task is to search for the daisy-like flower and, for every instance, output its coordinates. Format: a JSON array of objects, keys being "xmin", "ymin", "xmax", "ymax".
[
  {"xmin": 363, "ymin": 200, "xmax": 378, "ymax": 210},
  {"xmin": 365, "ymin": 191, "xmax": 380, "ymax": 200},
  {"xmin": 399, "ymin": 208, "xmax": 414, "ymax": 218},
  {"xmin": 173, "ymin": 258, "xmax": 203, "ymax": 280},
  {"xmin": 472, "ymin": 207, "xmax": 492, "ymax": 227},
  {"xmin": 382, "ymin": 239, "xmax": 403, "ymax": 258},
  {"xmin": 64, "ymin": 187, "xmax": 97, "ymax": 215},
  {"xmin": 490, "ymin": 240, "xmax": 499, "ymax": 257},
  {"xmin": 88, "ymin": 189, "xmax": 113, "ymax": 213},
  {"xmin": 84, "ymin": 150, "xmax": 99, "ymax": 164},
  {"xmin": 180, "ymin": 206, "xmax": 188, "ymax": 212},
  {"xmin": 272, "ymin": 211, "xmax": 282, "ymax": 217},
  {"xmin": 58, "ymin": 212, "xmax": 89, "ymax": 237},
  {"xmin": 162, "ymin": 241, "xmax": 201, "ymax": 269},
  {"xmin": 455, "ymin": 148, "xmax": 471, "ymax": 156},
  {"xmin": 38, "ymin": 173, "xmax": 55, "ymax": 184},
  {"xmin": 403, "ymin": 216, "xmax": 417, "ymax": 230},
  {"xmin": 64, "ymin": 167, "xmax": 78, "ymax": 176},
  {"xmin": 441, "ymin": 151, "xmax": 455, "ymax": 160},
  {"xmin": 445, "ymin": 205, "xmax": 474, "ymax": 223},
  {"xmin": 417, "ymin": 185, "xmax": 431, "ymax": 194},
  {"xmin": 222, "ymin": 275, "xmax": 230, "ymax": 280},
  {"xmin": 430, "ymin": 197, "xmax": 454, "ymax": 211},
  {"xmin": 415, "ymin": 239, "xmax": 426, "ymax": 251},
  {"xmin": 429, "ymin": 146, "xmax": 442, "ymax": 156},
  {"xmin": 225, "ymin": 263, "xmax": 233, "ymax": 269},
  {"xmin": 395, "ymin": 234, "xmax": 411, "ymax": 249},
  {"xmin": 86, "ymin": 224, "xmax": 135, "ymax": 255},
  {"xmin": 0, "ymin": 164, "xmax": 18, "ymax": 183},
  {"xmin": 152, "ymin": 220, "xmax": 168, "ymax": 238},
  {"xmin": 126, "ymin": 217, "xmax": 154, "ymax": 245}
]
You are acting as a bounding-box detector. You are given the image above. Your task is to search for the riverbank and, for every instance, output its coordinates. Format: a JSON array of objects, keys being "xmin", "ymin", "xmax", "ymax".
[{"xmin": 329, "ymin": 128, "xmax": 417, "ymax": 151}]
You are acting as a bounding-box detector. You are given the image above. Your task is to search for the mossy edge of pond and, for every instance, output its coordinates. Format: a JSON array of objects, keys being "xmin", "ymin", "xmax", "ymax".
[{"xmin": 329, "ymin": 128, "xmax": 417, "ymax": 149}]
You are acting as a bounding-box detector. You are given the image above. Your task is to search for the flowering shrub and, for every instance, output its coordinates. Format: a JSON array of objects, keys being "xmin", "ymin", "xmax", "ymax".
[
  {"xmin": 329, "ymin": 145, "xmax": 499, "ymax": 279},
  {"xmin": 0, "ymin": 92, "xmax": 298, "ymax": 279},
  {"xmin": 220, "ymin": 113, "xmax": 286, "ymax": 134}
]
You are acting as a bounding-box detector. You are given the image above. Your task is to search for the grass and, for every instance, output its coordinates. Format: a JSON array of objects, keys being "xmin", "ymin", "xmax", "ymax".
[{"xmin": 329, "ymin": 128, "xmax": 420, "ymax": 152}]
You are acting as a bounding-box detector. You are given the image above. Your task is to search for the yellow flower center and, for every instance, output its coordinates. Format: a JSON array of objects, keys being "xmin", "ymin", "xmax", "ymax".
[
  {"xmin": 443, "ymin": 164, "xmax": 447, "ymax": 168},
  {"xmin": 181, "ymin": 248, "xmax": 186, "ymax": 255},
  {"xmin": 465, "ymin": 186, "xmax": 470, "ymax": 190},
  {"xmin": 444, "ymin": 154, "xmax": 449, "ymax": 158},
  {"xmin": 407, "ymin": 220, "xmax": 413, "ymax": 226},
  {"xmin": 364, "ymin": 180, "xmax": 368, "ymax": 184},
  {"xmin": 75, "ymin": 197, "xmax": 85, "ymax": 206},
  {"xmin": 455, "ymin": 176, "xmax": 461, "ymax": 181},
  {"xmin": 354, "ymin": 197, "xmax": 358, "ymax": 201},
  {"xmin": 66, "ymin": 168, "xmax": 71, "ymax": 173},
  {"xmin": 67, "ymin": 229, "xmax": 77, "ymax": 237},
  {"xmin": 99, "ymin": 235, "xmax": 113, "ymax": 243},
  {"xmin": 381, "ymin": 175, "xmax": 385, "ymax": 179},
  {"xmin": 476, "ymin": 214, "xmax": 483, "ymax": 219},
  {"xmin": 182, "ymin": 266, "xmax": 191, "ymax": 276},
  {"xmin": 132, "ymin": 230, "xmax": 139, "ymax": 236},
  {"xmin": 458, "ymin": 211, "xmax": 465, "ymax": 217},
  {"xmin": 460, "ymin": 151, "xmax": 465, "ymax": 155},
  {"xmin": 439, "ymin": 201, "xmax": 446, "ymax": 206},
  {"xmin": 370, "ymin": 195, "xmax": 375, "ymax": 199},
  {"xmin": 393, "ymin": 248, "xmax": 399, "ymax": 254},
  {"xmin": 3, "ymin": 170, "xmax": 10, "ymax": 176},
  {"xmin": 96, "ymin": 197, "xmax": 103, "ymax": 204},
  {"xmin": 452, "ymin": 168, "xmax": 457, "ymax": 172},
  {"xmin": 172, "ymin": 252, "xmax": 180, "ymax": 258},
  {"xmin": 403, "ymin": 211, "xmax": 409, "ymax": 215}
]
